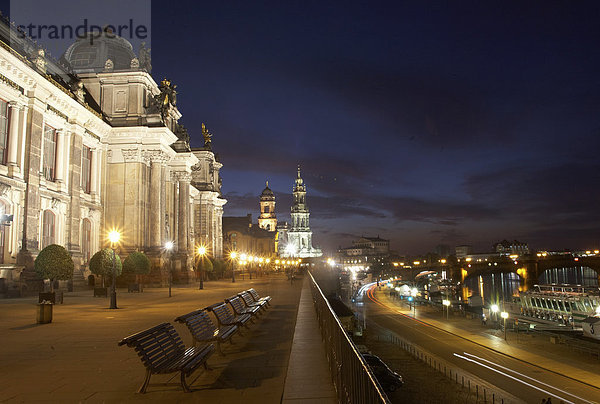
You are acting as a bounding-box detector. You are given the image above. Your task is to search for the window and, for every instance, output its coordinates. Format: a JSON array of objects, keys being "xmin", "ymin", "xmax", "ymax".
[
  {"xmin": 43, "ymin": 126, "xmax": 57, "ymax": 181},
  {"xmin": 81, "ymin": 219, "xmax": 91, "ymax": 263},
  {"xmin": 42, "ymin": 210, "xmax": 55, "ymax": 248},
  {"xmin": 264, "ymin": 205, "xmax": 270, "ymax": 213},
  {"xmin": 81, "ymin": 146, "xmax": 92, "ymax": 193},
  {"xmin": 0, "ymin": 100, "xmax": 8, "ymax": 165}
]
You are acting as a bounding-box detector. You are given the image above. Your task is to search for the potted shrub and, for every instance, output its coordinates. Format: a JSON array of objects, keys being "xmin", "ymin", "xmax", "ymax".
[
  {"xmin": 123, "ymin": 251, "xmax": 150, "ymax": 292},
  {"xmin": 89, "ymin": 248, "xmax": 122, "ymax": 297},
  {"xmin": 34, "ymin": 244, "xmax": 73, "ymax": 304}
]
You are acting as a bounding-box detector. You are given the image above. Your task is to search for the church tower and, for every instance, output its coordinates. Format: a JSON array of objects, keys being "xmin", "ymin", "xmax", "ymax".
[
  {"xmin": 258, "ymin": 181, "xmax": 277, "ymax": 231},
  {"xmin": 283, "ymin": 166, "xmax": 322, "ymax": 258}
]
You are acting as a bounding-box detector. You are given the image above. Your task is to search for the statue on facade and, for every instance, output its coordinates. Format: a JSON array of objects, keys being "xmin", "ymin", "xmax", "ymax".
[
  {"xmin": 152, "ymin": 78, "xmax": 177, "ymax": 121},
  {"xmin": 33, "ymin": 48, "xmax": 46, "ymax": 73},
  {"xmin": 139, "ymin": 42, "xmax": 152, "ymax": 73},
  {"xmin": 175, "ymin": 123, "xmax": 190, "ymax": 144},
  {"xmin": 130, "ymin": 57, "xmax": 140, "ymax": 69},
  {"xmin": 104, "ymin": 58, "xmax": 114, "ymax": 71},
  {"xmin": 72, "ymin": 80, "xmax": 86, "ymax": 103},
  {"xmin": 201, "ymin": 123, "xmax": 212, "ymax": 149}
]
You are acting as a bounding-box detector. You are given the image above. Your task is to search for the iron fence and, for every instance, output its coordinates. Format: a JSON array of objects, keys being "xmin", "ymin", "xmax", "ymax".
[{"xmin": 308, "ymin": 271, "xmax": 390, "ymax": 404}]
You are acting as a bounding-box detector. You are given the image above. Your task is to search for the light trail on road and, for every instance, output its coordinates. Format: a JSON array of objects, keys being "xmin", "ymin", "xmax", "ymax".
[{"xmin": 363, "ymin": 283, "xmax": 600, "ymax": 403}]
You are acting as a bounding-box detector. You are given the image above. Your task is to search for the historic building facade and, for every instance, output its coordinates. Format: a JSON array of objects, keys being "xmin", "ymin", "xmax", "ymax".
[
  {"xmin": 0, "ymin": 20, "xmax": 225, "ymax": 294},
  {"xmin": 278, "ymin": 167, "xmax": 321, "ymax": 258}
]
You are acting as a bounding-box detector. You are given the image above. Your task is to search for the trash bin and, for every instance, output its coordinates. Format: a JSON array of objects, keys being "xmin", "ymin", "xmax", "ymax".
[{"xmin": 36, "ymin": 302, "xmax": 53, "ymax": 324}]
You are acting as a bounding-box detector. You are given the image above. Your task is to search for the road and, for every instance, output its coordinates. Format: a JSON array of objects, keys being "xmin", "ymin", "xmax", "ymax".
[{"xmin": 364, "ymin": 285, "xmax": 600, "ymax": 404}]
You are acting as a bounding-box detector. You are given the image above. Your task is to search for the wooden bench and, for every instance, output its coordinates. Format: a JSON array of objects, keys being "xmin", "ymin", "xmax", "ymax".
[
  {"xmin": 248, "ymin": 288, "xmax": 272, "ymax": 306},
  {"xmin": 238, "ymin": 291, "xmax": 269, "ymax": 312},
  {"xmin": 225, "ymin": 295, "xmax": 261, "ymax": 318},
  {"xmin": 118, "ymin": 322, "xmax": 215, "ymax": 393},
  {"xmin": 175, "ymin": 309, "xmax": 238, "ymax": 355},
  {"xmin": 206, "ymin": 302, "xmax": 252, "ymax": 333}
]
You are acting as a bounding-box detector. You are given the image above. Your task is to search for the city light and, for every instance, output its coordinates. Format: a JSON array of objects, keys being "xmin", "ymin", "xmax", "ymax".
[
  {"xmin": 491, "ymin": 304, "xmax": 499, "ymax": 313},
  {"xmin": 165, "ymin": 241, "xmax": 174, "ymax": 251}
]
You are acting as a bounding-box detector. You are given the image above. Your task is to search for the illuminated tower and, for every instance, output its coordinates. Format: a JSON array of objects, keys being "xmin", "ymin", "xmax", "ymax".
[
  {"xmin": 258, "ymin": 181, "xmax": 277, "ymax": 231},
  {"xmin": 283, "ymin": 166, "xmax": 322, "ymax": 258}
]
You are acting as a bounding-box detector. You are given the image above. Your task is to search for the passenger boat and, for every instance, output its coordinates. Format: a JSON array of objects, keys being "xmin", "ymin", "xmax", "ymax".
[{"xmin": 518, "ymin": 284, "xmax": 600, "ymax": 328}]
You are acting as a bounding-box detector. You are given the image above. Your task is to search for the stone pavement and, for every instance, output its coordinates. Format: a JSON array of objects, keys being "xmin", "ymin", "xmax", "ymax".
[
  {"xmin": 377, "ymin": 289, "xmax": 600, "ymax": 389},
  {"xmin": 0, "ymin": 273, "xmax": 334, "ymax": 403}
]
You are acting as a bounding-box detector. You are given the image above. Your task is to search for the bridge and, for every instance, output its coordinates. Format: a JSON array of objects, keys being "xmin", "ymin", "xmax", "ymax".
[{"xmin": 394, "ymin": 253, "xmax": 600, "ymax": 291}]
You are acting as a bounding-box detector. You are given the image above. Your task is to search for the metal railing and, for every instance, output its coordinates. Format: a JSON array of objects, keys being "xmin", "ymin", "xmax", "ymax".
[{"xmin": 308, "ymin": 271, "xmax": 390, "ymax": 404}]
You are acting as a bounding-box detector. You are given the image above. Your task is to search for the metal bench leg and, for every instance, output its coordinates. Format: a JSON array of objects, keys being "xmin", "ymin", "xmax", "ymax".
[
  {"xmin": 138, "ymin": 369, "xmax": 152, "ymax": 394},
  {"xmin": 181, "ymin": 372, "xmax": 192, "ymax": 393}
]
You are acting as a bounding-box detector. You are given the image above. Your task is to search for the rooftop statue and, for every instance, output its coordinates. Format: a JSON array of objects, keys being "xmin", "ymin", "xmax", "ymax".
[
  {"xmin": 138, "ymin": 42, "xmax": 152, "ymax": 73},
  {"xmin": 175, "ymin": 123, "xmax": 190, "ymax": 144},
  {"xmin": 153, "ymin": 78, "xmax": 177, "ymax": 121},
  {"xmin": 202, "ymin": 123, "xmax": 212, "ymax": 149}
]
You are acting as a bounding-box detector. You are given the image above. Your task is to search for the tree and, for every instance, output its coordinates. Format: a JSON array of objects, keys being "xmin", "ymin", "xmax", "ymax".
[
  {"xmin": 123, "ymin": 251, "xmax": 151, "ymax": 287},
  {"xmin": 89, "ymin": 248, "xmax": 122, "ymax": 287},
  {"xmin": 34, "ymin": 244, "xmax": 74, "ymax": 291}
]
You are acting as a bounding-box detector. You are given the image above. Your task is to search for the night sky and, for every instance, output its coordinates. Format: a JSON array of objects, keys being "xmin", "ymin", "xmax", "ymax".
[{"xmin": 7, "ymin": 1, "xmax": 600, "ymax": 255}]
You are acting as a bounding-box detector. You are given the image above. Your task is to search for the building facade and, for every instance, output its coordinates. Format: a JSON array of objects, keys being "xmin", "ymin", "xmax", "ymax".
[
  {"xmin": 0, "ymin": 21, "xmax": 225, "ymax": 294},
  {"xmin": 278, "ymin": 166, "xmax": 321, "ymax": 258}
]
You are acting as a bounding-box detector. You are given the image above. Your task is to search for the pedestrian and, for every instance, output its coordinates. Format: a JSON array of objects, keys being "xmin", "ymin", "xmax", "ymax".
[
  {"xmin": 541, "ymin": 399, "xmax": 546, "ymax": 404},
  {"xmin": 546, "ymin": 398, "xmax": 552, "ymax": 404},
  {"xmin": 482, "ymin": 314, "xmax": 487, "ymax": 326}
]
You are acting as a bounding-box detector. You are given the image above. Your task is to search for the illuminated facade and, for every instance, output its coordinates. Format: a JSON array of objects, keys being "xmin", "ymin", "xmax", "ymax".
[
  {"xmin": 0, "ymin": 21, "xmax": 225, "ymax": 294},
  {"xmin": 257, "ymin": 181, "xmax": 277, "ymax": 231}
]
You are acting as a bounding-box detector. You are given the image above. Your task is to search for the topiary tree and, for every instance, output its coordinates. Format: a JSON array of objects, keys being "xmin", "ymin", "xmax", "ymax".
[
  {"xmin": 89, "ymin": 248, "xmax": 122, "ymax": 287},
  {"xmin": 34, "ymin": 244, "xmax": 74, "ymax": 292},
  {"xmin": 123, "ymin": 251, "xmax": 151, "ymax": 288}
]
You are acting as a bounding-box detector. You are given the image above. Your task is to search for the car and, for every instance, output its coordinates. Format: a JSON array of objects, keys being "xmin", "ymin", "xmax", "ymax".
[{"xmin": 362, "ymin": 353, "xmax": 404, "ymax": 392}]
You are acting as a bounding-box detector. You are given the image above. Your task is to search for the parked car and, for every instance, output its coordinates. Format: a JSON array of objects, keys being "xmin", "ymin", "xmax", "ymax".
[{"xmin": 362, "ymin": 353, "xmax": 404, "ymax": 392}]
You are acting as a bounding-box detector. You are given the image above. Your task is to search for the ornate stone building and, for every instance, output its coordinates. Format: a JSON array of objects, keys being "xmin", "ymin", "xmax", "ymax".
[
  {"xmin": 0, "ymin": 21, "xmax": 225, "ymax": 294},
  {"xmin": 278, "ymin": 166, "xmax": 322, "ymax": 258}
]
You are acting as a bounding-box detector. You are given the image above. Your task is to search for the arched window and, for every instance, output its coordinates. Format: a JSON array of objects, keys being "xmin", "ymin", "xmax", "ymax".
[
  {"xmin": 42, "ymin": 210, "xmax": 55, "ymax": 248},
  {"xmin": 81, "ymin": 219, "xmax": 92, "ymax": 263}
]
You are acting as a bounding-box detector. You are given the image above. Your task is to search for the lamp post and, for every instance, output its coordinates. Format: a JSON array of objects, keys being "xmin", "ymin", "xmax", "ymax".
[
  {"xmin": 197, "ymin": 246, "xmax": 206, "ymax": 290},
  {"xmin": 443, "ymin": 299, "xmax": 451, "ymax": 320},
  {"xmin": 108, "ymin": 230, "xmax": 120, "ymax": 309},
  {"xmin": 165, "ymin": 241, "xmax": 174, "ymax": 297},
  {"xmin": 491, "ymin": 304, "xmax": 499, "ymax": 327},
  {"xmin": 501, "ymin": 311, "xmax": 509, "ymax": 340},
  {"xmin": 230, "ymin": 251, "xmax": 237, "ymax": 283},
  {"xmin": 411, "ymin": 288, "xmax": 418, "ymax": 318}
]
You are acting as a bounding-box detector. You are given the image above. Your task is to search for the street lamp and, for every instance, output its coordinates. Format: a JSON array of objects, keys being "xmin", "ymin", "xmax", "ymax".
[
  {"xmin": 197, "ymin": 246, "xmax": 206, "ymax": 290},
  {"xmin": 230, "ymin": 251, "xmax": 237, "ymax": 283},
  {"xmin": 491, "ymin": 304, "xmax": 499, "ymax": 325},
  {"xmin": 165, "ymin": 241, "xmax": 174, "ymax": 297},
  {"xmin": 108, "ymin": 230, "xmax": 120, "ymax": 309},
  {"xmin": 443, "ymin": 299, "xmax": 451, "ymax": 320},
  {"xmin": 501, "ymin": 311, "xmax": 509, "ymax": 340}
]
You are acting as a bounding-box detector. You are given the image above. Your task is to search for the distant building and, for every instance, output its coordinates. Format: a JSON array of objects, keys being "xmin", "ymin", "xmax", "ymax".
[
  {"xmin": 279, "ymin": 166, "xmax": 322, "ymax": 258},
  {"xmin": 455, "ymin": 245, "xmax": 473, "ymax": 258},
  {"xmin": 493, "ymin": 240, "xmax": 529, "ymax": 255},
  {"xmin": 338, "ymin": 236, "xmax": 390, "ymax": 272},
  {"xmin": 222, "ymin": 215, "xmax": 276, "ymax": 257}
]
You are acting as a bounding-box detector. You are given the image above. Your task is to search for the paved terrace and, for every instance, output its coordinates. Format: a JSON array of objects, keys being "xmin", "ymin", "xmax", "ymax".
[{"xmin": 0, "ymin": 274, "xmax": 336, "ymax": 403}]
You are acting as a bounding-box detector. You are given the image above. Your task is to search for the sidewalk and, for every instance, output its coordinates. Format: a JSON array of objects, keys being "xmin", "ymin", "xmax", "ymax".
[
  {"xmin": 0, "ymin": 274, "xmax": 328, "ymax": 403},
  {"xmin": 378, "ymin": 289, "xmax": 600, "ymax": 389}
]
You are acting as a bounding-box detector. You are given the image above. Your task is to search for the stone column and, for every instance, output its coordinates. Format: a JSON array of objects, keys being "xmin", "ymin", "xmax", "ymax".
[
  {"xmin": 149, "ymin": 160, "xmax": 162, "ymax": 248},
  {"xmin": 177, "ymin": 172, "xmax": 191, "ymax": 252},
  {"xmin": 7, "ymin": 102, "xmax": 22, "ymax": 173},
  {"xmin": 55, "ymin": 129, "xmax": 65, "ymax": 183}
]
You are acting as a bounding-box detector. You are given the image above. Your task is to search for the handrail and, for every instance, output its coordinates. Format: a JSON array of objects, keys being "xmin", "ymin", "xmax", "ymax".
[{"xmin": 308, "ymin": 270, "xmax": 390, "ymax": 404}]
